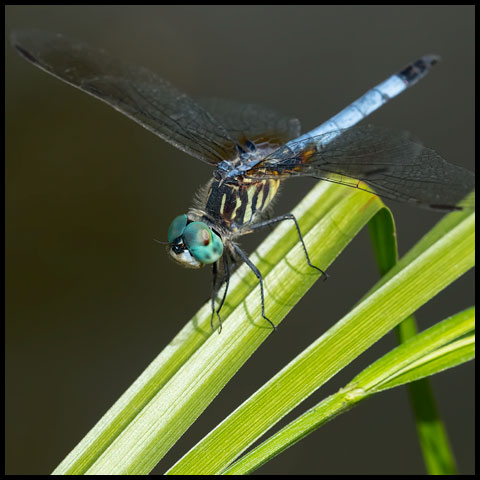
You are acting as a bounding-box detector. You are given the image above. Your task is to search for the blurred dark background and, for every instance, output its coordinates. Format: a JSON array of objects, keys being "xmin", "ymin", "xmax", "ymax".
[{"xmin": 6, "ymin": 5, "xmax": 474, "ymax": 475}]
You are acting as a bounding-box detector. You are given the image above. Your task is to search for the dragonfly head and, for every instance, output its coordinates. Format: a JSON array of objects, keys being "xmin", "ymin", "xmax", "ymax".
[{"xmin": 167, "ymin": 214, "xmax": 223, "ymax": 269}]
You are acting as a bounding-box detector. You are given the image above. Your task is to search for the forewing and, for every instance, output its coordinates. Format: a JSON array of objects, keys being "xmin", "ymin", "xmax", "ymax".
[
  {"xmin": 11, "ymin": 30, "xmax": 238, "ymax": 164},
  {"xmin": 252, "ymin": 125, "xmax": 475, "ymax": 210}
]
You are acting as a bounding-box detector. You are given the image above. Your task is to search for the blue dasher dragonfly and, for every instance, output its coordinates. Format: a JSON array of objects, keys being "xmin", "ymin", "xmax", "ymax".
[{"xmin": 12, "ymin": 30, "xmax": 475, "ymax": 332}]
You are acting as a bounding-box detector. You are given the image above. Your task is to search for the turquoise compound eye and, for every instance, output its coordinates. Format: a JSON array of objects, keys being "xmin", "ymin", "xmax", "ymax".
[
  {"xmin": 183, "ymin": 222, "xmax": 223, "ymax": 264},
  {"xmin": 168, "ymin": 214, "xmax": 188, "ymax": 243}
]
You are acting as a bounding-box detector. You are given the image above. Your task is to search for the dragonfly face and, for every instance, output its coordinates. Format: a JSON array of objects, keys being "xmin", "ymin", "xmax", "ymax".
[
  {"xmin": 12, "ymin": 30, "xmax": 475, "ymax": 331},
  {"xmin": 167, "ymin": 214, "xmax": 223, "ymax": 269}
]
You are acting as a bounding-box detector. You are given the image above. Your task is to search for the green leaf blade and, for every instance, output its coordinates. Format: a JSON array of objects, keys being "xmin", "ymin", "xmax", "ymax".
[
  {"xmin": 223, "ymin": 307, "xmax": 474, "ymax": 475},
  {"xmin": 168, "ymin": 212, "xmax": 474, "ymax": 475},
  {"xmin": 60, "ymin": 182, "xmax": 383, "ymax": 475}
]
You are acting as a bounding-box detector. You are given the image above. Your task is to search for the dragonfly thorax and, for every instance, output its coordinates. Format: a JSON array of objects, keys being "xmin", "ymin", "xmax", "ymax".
[
  {"xmin": 203, "ymin": 176, "xmax": 281, "ymax": 233},
  {"xmin": 167, "ymin": 214, "xmax": 223, "ymax": 269}
]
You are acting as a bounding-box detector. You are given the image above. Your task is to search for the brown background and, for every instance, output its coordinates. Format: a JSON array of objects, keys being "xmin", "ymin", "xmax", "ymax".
[{"xmin": 6, "ymin": 5, "xmax": 474, "ymax": 475}]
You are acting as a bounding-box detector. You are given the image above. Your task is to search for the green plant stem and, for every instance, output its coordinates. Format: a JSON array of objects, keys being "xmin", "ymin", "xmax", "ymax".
[{"xmin": 368, "ymin": 205, "xmax": 459, "ymax": 474}]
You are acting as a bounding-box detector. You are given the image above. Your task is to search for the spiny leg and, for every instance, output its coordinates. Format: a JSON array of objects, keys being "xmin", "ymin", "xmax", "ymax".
[
  {"xmin": 233, "ymin": 243, "xmax": 277, "ymax": 331},
  {"xmin": 215, "ymin": 255, "xmax": 231, "ymax": 333},
  {"xmin": 217, "ymin": 255, "xmax": 230, "ymax": 315},
  {"xmin": 210, "ymin": 255, "xmax": 231, "ymax": 333},
  {"xmin": 210, "ymin": 262, "xmax": 219, "ymax": 332},
  {"xmin": 243, "ymin": 213, "xmax": 328, "ymax": 279}
]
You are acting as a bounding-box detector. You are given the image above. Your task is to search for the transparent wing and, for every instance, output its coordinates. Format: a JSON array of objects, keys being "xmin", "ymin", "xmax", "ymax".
[
  {"xmin": 11, "ymin": 30, "xmax": 238, "ymax": 164},
  {"xmin": 198, "ymin": 97, "xmax": 301, "ymax": 153},
  {"xmin": 251, "ymin": 125, "xmax": 475, "ymax": 210}
]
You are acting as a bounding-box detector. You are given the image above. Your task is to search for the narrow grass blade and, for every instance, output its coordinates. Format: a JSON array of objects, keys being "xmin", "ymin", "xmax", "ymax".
[
  {"xmin": 53, "ymin": 181, "xmax": 383, "ymax": 475},
  {"xmin": 167, "ymin": 211, "xmax": 474, "ymax": 475},
  {"xmin": 368, "ymin": 200, "xmax": 461, "ymax": 474},
  {"xmin": 223, "ymin": 307, "xmax": 474, "ymax": 475}
]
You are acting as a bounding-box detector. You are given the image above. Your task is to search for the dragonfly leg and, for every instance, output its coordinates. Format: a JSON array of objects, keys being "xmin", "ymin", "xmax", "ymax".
[
  {"xmin": 210, "ymin": 255, "xmax": 231, "ymax": 333},
  {"xmin": 210, "ymin": 262, "xmax": 219, "ymax": 332},
  {"xmin": 233, "ymin": 243, "xmax": 277, "ymax": 331},
  {"xmin": 245, "ymin": 213, "xmax": 328, "ymax": 280}
]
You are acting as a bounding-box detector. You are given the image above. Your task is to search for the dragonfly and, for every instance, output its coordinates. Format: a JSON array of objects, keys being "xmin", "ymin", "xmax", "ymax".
[{"xmin": 12, "ymin": 30, "xmax": 475, "ymax": 332}]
